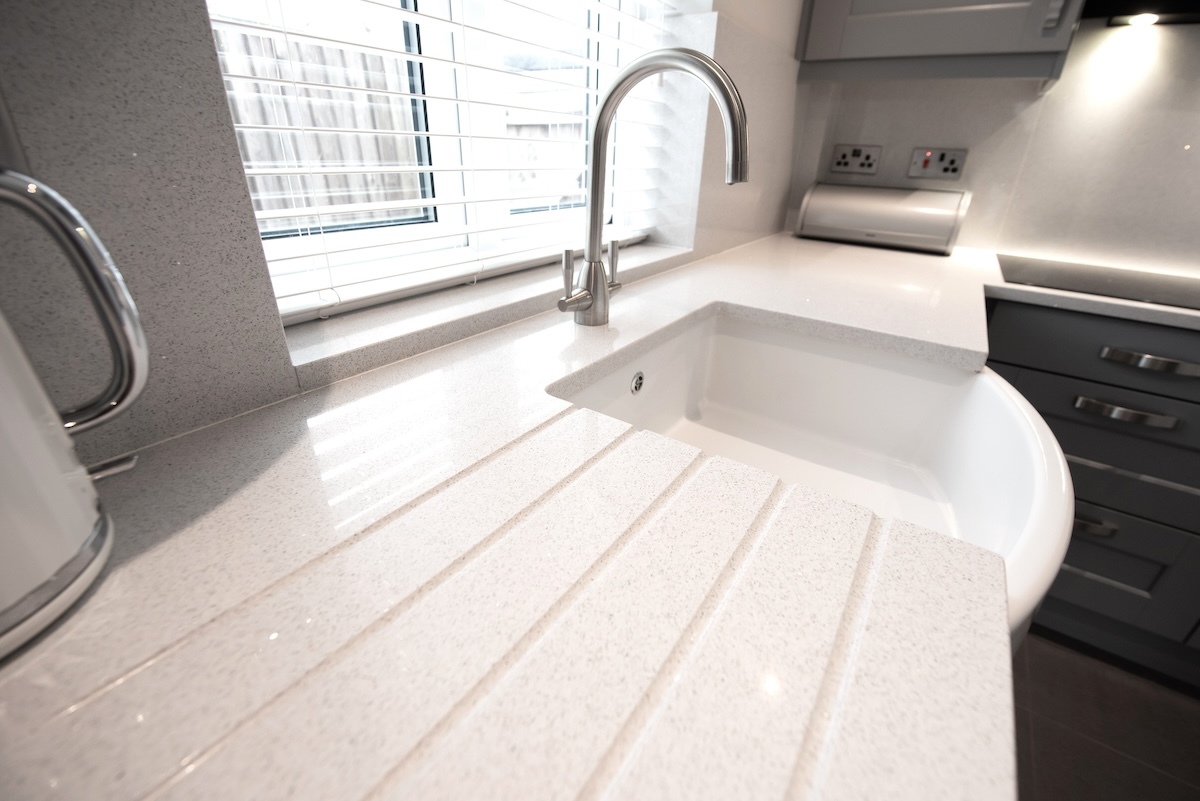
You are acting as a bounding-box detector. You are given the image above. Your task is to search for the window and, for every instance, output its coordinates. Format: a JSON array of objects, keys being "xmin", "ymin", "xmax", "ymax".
[{"xmin": 206, "ymin": 0, "xmax": 676, "ymax": 324}]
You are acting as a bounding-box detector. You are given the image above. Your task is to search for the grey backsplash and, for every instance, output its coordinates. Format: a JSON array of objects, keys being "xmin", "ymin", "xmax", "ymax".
[
  {"xmin": 795, "ymin": 18, "xmax": 1200, "ymax": 278},
  {"xmin": 8, "ymin": 3, "xmax": 1188, "ymax": 469},
  {"xmin": 0, "ymin": 0, "xmax": 303, "ymax": 466},
  {"xmin": 998, "ymin": 19, "xmax": 1200, "ymax": 274},
  {"xmin": 0, "ymin": 0, "xmax": 801, "ymax": 466}
]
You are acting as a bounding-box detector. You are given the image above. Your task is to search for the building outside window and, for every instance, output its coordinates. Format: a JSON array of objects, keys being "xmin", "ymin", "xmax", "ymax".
[{"xmin": 206, "ymin": 0, "xmax": 674, "ymax": 323}]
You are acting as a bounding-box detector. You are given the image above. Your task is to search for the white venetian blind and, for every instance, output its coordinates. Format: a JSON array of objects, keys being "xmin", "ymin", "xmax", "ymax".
[{"xmin": 205, "ymin": 0, "xmax": 675, "ymax": 324}]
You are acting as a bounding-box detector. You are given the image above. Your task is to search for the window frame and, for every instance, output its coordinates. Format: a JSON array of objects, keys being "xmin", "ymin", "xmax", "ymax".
[{"xmin": 207, "ymin": 0, "xmax": 672, "ymax": 324}]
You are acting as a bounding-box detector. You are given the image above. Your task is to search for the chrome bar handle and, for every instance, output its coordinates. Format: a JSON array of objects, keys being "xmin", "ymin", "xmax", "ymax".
[
  {"xmin": 1100, "ymin": 346, "xmax": 1200, "ymax": 378},
  {"xmin": 1073, "ymin": 516, "xmax": 1118, "ymax": 538},
  {"xmin": 557, "ymin": 248, "xmax": 592, "ymax": 313},
  {"xmin": 0, "ymin": 169, "xmax": 149, "ymax": 433},
  {"xmin": 87, "ymin": 454, "xmax": 139, "ymax": 481},
  {"xmin": 607, "ymin": 239, "xmax": 621, "ymax": 293},
  {"xmin": 1073, "ymin": 396, "xmax": 1180, "ymax": 430},
  {"xmin": 1042, "ymin": 0, "xmax": 1068, "ymax": 29},
  {"xmin": 1059, "ymin": 563, "xmax": 1151, "ymax": 599}
]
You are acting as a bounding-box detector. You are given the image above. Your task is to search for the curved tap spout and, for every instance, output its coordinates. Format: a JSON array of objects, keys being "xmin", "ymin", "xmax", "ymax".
[
  {"xmin": 584, "ymin": 48, "xmax": 748, "ymax": 267},
  {"xmin": 560, "ymin": 48, "xmax": 748, "ymax": 326}
]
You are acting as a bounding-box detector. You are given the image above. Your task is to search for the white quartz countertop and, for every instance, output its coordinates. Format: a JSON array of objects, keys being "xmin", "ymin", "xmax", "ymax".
[{"xmin": 0, "ymin": 234, "xmax": 1058, "ymax": 801}]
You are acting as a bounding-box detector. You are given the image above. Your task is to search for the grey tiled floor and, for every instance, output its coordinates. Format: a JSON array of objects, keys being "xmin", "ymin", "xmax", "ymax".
[{"xmin": 1014, "ymin": 632, "xmax": 1200, "ymax": 801}]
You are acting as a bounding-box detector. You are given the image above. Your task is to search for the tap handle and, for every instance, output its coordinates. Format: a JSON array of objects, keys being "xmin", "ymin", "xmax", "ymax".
[
  {"xmin": 557, "ymin": 248, "xmax": 592, "ymax": 312},
  {"xmin": 561, "ymin": 249, "xmax": 575, "ymax": 298},
  {"xmin": 608, "ymin": 239, "xmax": 621, "ymax": 290}
]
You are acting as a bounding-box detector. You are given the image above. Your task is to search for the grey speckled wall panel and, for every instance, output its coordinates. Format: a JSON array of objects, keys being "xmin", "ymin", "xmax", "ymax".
[
  {"xmin": 997, "ymin": 21, "xmax": 1200, "ymax": 276},
  {"xmin": 789, "ymin": 20, "xmax": 1200, "ymax": 274},
  {"xmin": 812, "ymin": 76, "xmax": 1044, "ymax": 251},
  {"xmin": 0, "ymin": 0, "xmax": 299, "ymax": 464}
]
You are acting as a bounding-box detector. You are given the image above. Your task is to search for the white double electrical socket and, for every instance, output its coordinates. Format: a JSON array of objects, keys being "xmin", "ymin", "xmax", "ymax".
[
  {"xmin": 908, "ymin": 148, "xmax": 967, "ymax": 179},
  {"xmin": 830, "ymin": 144, "xmax": 881, "ymax": 175}
]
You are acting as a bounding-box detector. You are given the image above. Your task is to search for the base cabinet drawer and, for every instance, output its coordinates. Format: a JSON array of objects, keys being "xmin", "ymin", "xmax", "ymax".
[
  {"xmin": 997, "ymin": 364, "xmax": 1200, "ymax": 452},
  {"xmin": 1051, "ymin": 417, "xmax": 1200, "ymax": 494},
  {"xmin": 1048, "ymin": 501, "xmax": 1200, "ymax": 643},
  {"xmin": 995, "ymin": 363, "xmax": 1200, "ymax": 492},
  {"xmin": 990, "ymin": 301, "xmax": 1200, "ymax": 404},
  {"xmin": 1068, "ymin": 455, "xmax": 1200, "ymax": 536}
]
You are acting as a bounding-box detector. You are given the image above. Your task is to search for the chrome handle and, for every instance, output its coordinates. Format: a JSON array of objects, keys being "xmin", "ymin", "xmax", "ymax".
[
  {"xmin": 87, "ymin": 454, "xmax": 139, "ymax": 481},
  {"xmin": 1073, "ymin": 396, "xmax": 1180, "ymax": 430},
  {"xmin": 607, "ymin": 239, "xmax": 621, "ymax": 293},
  {"xmin": 1100, "ymin": 346, "xmax": 1200, "ymax": 378},
  {"xmin": 0, "ymin": 169, "xmax": 149, "ymax": 433},
  {"xmin": 1059, "ymin": 563, "xmax": 1151, "ymax": 599},
  {"xmin": 1042, "ymin": 0, "xmax": 1067, "ymax": 29},
  {"xmin": 561, "ymin": 248, "xmax": 574, "ymax": 299},
  {"xmin": 557, "ymin": 248, "xmax": 592, "ymax": 313},
  {"xmin": 1073, "ymin": 516, "xmax": 1118, "ymax": 538}
]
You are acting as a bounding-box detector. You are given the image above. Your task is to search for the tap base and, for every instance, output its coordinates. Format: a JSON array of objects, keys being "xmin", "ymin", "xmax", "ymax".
[{"xmin": 571, "ymin": 260, "xmax": 610, "ymax": 325}]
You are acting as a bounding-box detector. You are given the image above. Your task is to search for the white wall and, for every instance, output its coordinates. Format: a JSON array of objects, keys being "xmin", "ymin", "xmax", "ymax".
[{"xmin": 789, "ymin": 19, "xmax": 1200, "ymax": 277}]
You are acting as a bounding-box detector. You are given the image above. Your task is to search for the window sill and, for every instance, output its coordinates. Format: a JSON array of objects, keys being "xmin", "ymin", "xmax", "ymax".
[{"xmin": 285, "ymin": 242, "xmax": 695, "ymax": 391}]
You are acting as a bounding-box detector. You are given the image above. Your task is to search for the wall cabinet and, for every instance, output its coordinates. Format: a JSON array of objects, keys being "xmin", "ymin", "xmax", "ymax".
[
  {"xmin": 988, "ymin": 300, "xmax": 1200, "ymax": 689},
  {"xmin": 798, "ymin": 0, "xmax": 1085, "ymax": 81}
]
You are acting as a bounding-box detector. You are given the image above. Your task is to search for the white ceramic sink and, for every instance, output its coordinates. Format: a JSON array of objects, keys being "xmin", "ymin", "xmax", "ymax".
[{"xmin": 548, "ymin": 305, "xmax": 1073, "ymax": 633}]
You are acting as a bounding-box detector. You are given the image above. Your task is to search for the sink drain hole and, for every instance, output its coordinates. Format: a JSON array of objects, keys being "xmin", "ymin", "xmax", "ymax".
[{"xmin": 630, "ymin": 371, "xmax": 645, "ymax": 394}]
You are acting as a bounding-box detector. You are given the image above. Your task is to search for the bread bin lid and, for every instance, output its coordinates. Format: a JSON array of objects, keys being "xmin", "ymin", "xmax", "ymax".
[{"xmin": 796, "ymin": 183, "xmax": 971, "ymax": 256}]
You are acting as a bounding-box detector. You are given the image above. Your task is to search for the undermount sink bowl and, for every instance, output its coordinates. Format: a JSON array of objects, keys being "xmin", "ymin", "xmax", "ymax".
[{"xmin": 548, "ymin": 304, "xmax": 1073, "ymax": 633}]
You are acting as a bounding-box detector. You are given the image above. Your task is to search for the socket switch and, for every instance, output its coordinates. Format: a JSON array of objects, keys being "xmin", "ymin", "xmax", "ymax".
[
  {"xmin": 830, "ymin": 144, "xmax": 881, "ymax": 175},
  {"xmin": 908, "ymin": 148, "xmax": 967, "ymax": 179}
]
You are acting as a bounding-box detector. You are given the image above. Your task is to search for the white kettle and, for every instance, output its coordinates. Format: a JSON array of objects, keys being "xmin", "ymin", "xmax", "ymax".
[{"xmin": 0, "ymin": 169, "xmax": 148, "ymax": 660}]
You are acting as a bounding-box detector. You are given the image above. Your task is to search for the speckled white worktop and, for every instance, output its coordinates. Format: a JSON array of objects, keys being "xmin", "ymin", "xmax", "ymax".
[{"xmin": 0, "ymin": 234, "xmax": 1040, "ymax": 800}]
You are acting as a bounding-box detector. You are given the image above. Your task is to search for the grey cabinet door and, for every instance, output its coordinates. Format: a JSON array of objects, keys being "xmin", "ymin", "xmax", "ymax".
[{"xmin": 804, "ymin": 0, "xmax": 1081, "ymax": 61}]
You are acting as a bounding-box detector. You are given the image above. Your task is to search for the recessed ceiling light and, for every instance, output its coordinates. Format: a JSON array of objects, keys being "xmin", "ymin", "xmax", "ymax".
[{"xmin": 1128, "ymin": 12, "xmax": 1160, "ymax": 25}]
